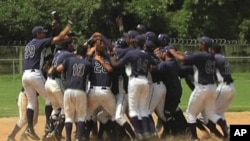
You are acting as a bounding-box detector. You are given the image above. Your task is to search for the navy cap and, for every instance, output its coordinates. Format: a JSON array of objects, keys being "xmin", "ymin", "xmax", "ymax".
[
  {"xmin": 32, "ymin": 26, "xmax": 48, "ymax": 35},
  {"xmin": 135, "ymin": 34, "xmax": 146, "ymax": 44},
  {"xmin": 124, "ymin": 30, "xmax": 139, "ymax": 39},
  {"xmin": 198, "ymin": 36, "xmax": 213, "ymax": 47},
  {"xmin": 145, "ymin": 31, "xmax": 156, "ymax": 41},
  {"xmin": 144, "ymin": 40, "xmax": 155, "ymax": 51},
  {"xmin": 136, "ymin": 24, "xmax": 146, "ymax": 33},
  {"xmin": 158, "ymin": 33, "xmax": 170, "ymax": 42},
  {"xmin": 116, "ymin": 37, "xmax": 128, "ymax": 48},
  {"xmin": 161, "ymin": 45, "xmax": 176, "ymax": 53}
]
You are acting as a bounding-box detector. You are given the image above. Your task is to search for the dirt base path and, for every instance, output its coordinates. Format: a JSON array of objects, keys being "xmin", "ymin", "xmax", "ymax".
[{"xmin": 1, "ymin": 112, "xmax": 250, "ymax": 141}]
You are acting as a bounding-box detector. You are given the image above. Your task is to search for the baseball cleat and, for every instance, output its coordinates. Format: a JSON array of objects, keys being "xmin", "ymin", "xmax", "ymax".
[
  {"xmin": 7, "ymin": 136, "xmax": 16, "ymax": 141},
  {"xmin": 24, "ymin": 128, "xmax": 40, "ymax": 140},
  {"xmin": 20, "ymin": 133, "xmax": 28, "ymax": 141}
]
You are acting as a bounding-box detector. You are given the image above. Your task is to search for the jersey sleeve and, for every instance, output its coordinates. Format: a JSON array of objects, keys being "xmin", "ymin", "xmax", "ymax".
[
  {"xmin": 184, "ymin": 53, "xmax": 200, "ymax": 65},
  {"xmin": 41, "ymin": 37, "xmax": 53, "ymax": 49},
  {"xmin": 61, "ymin": 57, "xmax": 69, "ymax": 70}
]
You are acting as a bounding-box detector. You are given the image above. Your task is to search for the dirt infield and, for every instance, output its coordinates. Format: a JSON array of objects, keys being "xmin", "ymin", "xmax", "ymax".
[{"xmin": 1, "ymin": 112, "xmax": 250, "ymax": 141}]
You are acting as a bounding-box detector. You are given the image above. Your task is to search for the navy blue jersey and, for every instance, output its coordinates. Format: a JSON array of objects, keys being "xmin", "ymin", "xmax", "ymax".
[
  {"xmin": 24, "ymin": 38, "xmax": 53, "ymax": 70},
  {"xmin": 214, "ymin": 54, "xmax": 233, "ymax": 83},
  {"xmin": 51, "ymin": 50, "xmax": 74, "ymax": 78},
  {"xmin": 184, "ymin": 52, "xmax": 216, "ymax": 85},
  {"xmin": 111, "ymin": 67, "xmax": 128, "ymax": 95},
  {"xmin": 178, "ymin": 65, "xmax": 194, "ymax": 79},
  {"xmin": 62, "ymin": 56, "xmax": 91, "ymax": 91},
  {"xmin": 89, "ymin": 55, "xmax": 112, "ymax": 86},
  {"xmin": 118, "ymin": 49, "xmax": 155, "ymax": 76},
  {"xmin": 157, "ymin": 59, "xmax": 182, "ymax": 95},
  {"xmin": 148, "ymin": 52, "xmax": 162, "ymax": 82}
]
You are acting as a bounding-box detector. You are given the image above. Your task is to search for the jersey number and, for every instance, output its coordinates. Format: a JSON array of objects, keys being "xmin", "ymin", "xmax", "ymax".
[
  {"xmin": 94, "ymin": 61, "xmax": 107, "ymax": 73},
  {"xmin": 205, "ymin": 60, "xmax": 215, "ymax": 74},
  {"xmin": 25, "ymin": 45, "xmax": 35, "ymax": 59},
  {"xmin": 73, "ymin": 63, "xmax": 85, "ymax": 77}
]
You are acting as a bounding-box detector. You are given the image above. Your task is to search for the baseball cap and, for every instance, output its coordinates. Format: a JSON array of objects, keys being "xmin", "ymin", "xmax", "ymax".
[
  {"xmin": 32, "ymin": 26, "xmax": 48, "ymax": 35},
  {"xmin": 145, "ymin": 31, "xmax": 157, "ymax": 41},
  {"xmin": 136, "ymin": 24, "xmax": 146, "ymax": 33},
  {"xmin": 158, "ymin": 33, "xmax": 170, "ymax": 42},
  {"xmin": 124, "ymin": 30, "xmax": 139, "ymax": 39},
  {"xmin": 197, "ymin": 36, "xmax": 213, "ymax": 47},
  {"xmin": 115, "ymin": 37, "xmax": 128, "ymax": 48},
  {"xmin": 135, "ymin": 34, "xmax": 146, "ymax": 44},
  {"xmin": 160, "ymin": 45, "xmax": 176, "ymax": 53},
  {"xmin": 145, "ymin": 40, "xmax": 155, "ymax": 48}
]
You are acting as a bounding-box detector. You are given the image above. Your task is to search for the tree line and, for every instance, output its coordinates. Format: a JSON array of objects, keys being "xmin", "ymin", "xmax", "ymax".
[{"xmin": 1, "ymin": 0, "xmax": 250, "ymax": 44}]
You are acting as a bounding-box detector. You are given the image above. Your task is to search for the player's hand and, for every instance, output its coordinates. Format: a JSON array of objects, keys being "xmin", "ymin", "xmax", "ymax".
[
  {"xmin": 168, "ymin": 48, "xmax": 176, "ymax": 54},
  {"xmin": 116, "ymin": 16, "xmax": 123, "ymax": 26},
  {"xmin": 94, "ymin": 55, "xmax": 104, "ymax": 63},
  {"xmin": 67, "ymin": 20, "xmax": 73, "ymax": 26}
]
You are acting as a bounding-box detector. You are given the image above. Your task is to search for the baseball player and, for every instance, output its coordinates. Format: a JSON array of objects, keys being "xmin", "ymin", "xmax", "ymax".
[
  {"xmin": 212, "ymin": 43, "xmax": 236, "ymax": 128},
  {"xmin": 144, "ymin": 40, "xmax": 167, "ymax": 137},
  {"xmin": 169, "ymin": 36, "xmax": 229, "ymax": 140},
  {"xmin": 22, "ymin": 22, "xmax": 72, "ymax": 140},
  {"xmin": 56, "ymin": 44, "xmax": 91, "ymax": 141},
  {"xmin": 85, "ymin": 32, "xmax": 117, "ymax": 141},
  {"xmin": 111, "ymin": 38, "xmax": 136, "ymax": 140},
  {"xmin": 197, "ymin": 43, "xmax": 236, "ymax": 139},
  {"xmin": 115, "ymin": 15, "xmax": 146, "ymax": 36},
  {"xmin": 156, "ymin": 46, "xmax": 188, "ymax": 138},
  {"xmin": 44, "ymin": 39, "xmax": 75, "ymax": 140},
  {"xmin": 153, "ymin": 33, "xmax": 171, "ymax": 132},
  {"xmin": 7, "ymin": 87, "xmax": 39, "ymax": 141},
  {"xmin": 111, "ymin": 31, "xmax": 156, "ymax": 140}
]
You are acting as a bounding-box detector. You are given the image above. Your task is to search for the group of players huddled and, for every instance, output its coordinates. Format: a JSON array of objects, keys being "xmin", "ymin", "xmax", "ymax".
[{"xmin": 7, "ymin": 14, "xmax": 236, "ymax": 141}]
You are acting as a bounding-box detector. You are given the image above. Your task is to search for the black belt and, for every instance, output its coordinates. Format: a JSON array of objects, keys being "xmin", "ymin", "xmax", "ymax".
[
  {"xmin": 48, "ymin": 74, "xmax": 60, "ymax": 80},
  {"xmin": 130, "ymin": 74, "xmax": 145, "ymax": 78},
  {"xmin": 153, "ymin": 81, "xmax": 161, "ymax": 84}
]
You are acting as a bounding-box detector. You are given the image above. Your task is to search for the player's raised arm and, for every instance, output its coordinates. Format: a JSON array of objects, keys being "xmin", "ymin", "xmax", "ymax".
[
  {"xmin": 51, "ymin": 20, "xmax": 72, "ymax": 44},
  {"xmin": 169, "ymin": 47, "xmax": 185, "ymax": 62}
]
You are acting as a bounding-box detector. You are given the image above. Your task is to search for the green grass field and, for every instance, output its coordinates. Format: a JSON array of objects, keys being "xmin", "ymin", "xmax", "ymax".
[{"xmin": 0, "ymin": 73, "xmax": 249, "ymax": 117}]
